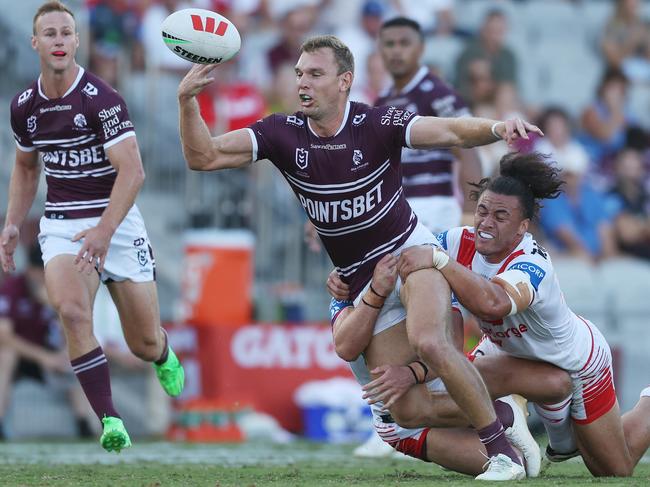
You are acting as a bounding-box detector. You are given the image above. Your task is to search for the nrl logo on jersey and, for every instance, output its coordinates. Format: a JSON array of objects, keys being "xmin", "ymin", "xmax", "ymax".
[
  {"xmin": 18, "ymin": 89, "xmax": 33, "ymax": 106},
  {"xmin": 74, "ymin": 113, "xmax": 87, "ymax": 128},
  {"xmin": 82, "ymin": 82, "xmax": 98, "ymax": 97},
  {"xmin": 352, "ymin": 114, "xmax": 366, "ymax": 126},
  {"xmin": 295, "ymin": 148, "xmax": 309, "ymax": 169},
  {"xmin": 27, "ymin": 115, "xmax": 37, "ymax": 133},
  {"xmin": 286, "ymin": 115, "xmax": 304, "ymax": 127}
]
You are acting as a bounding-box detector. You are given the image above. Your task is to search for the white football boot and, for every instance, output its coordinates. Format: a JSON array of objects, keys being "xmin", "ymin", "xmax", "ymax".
[
  {"xmin": 500, "ymin": 394, "xmax": 542, "ymax": 477},
  {"xmin": 475, "ymin": 453, "xmax": 526, "ymax": 481},
  {"xmin": 353, "ymin": 431, "xmax": 395, "ymax": 458}
]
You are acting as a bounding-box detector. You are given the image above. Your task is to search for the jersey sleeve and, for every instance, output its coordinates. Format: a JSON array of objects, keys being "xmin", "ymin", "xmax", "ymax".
[
  {"xmin": 329, "ymin": 297, "xmax": 354, "ymax": 326},
  {"xmin": 438, "ymin": 226, "xmax": 465, "ymax": 260},
  {"xmin": 368, "ymin": 105, "xmax": 419, "ymax": 150},
  {"xmin": 500, "ymin": 251, "xmax": 551, "ymax": 307},
  {"xmin": 89, "ymin": 86, "xmax": 136, "ymax": 150},
  {"xmin": 10, "ymin": 98, "xmax": 36, "ymax": 153},
  {"xmin": 247, "ymin": 114, "xmax": 284, "ymax": 164},
  {"xmin": 429, "ymin": 79, "xmax": 471, "ymax": 118}
]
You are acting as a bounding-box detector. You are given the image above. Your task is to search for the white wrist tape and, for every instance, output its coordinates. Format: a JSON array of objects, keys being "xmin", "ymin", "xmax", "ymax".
[
  {"xmin": 491, "ymin": 121, "xmax": 503, "ymax": 140},
  {"xmin": 432, "ymin": 246, "xmax": 450, "ymax": 269}
]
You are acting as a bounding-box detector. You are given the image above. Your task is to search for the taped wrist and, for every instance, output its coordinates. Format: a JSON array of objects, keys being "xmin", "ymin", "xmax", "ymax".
[{"xmin": 432, "ymin": 246, "xmax": 450, "ymax": 269}]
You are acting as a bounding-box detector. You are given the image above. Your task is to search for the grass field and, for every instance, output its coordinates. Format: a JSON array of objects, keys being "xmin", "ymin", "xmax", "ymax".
[{"xmin": 1, "ymin": 440, "xmax": 649, "ymax": 486}]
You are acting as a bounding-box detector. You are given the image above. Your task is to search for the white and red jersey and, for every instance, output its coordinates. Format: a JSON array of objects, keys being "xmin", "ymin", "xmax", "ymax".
[
  {"xmin": 10, "ymin": 67, "xmax": 135, "ymax": 219},
  {"xmin": 438, "ymin": 226, "xmax": 594, "ymax": 371}
]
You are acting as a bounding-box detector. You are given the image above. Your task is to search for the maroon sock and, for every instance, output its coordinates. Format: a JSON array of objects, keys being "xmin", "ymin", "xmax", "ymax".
[
  {"xmin": 71, "ymin": 347, "xmax": 120, "ymax": 421},
  {"xmin": 477, "ymin": 419, "xmax": 522, "ymax": 465},
  {"xmin": 493, "ymin": 400, "xmax": 514, "ymax": 428},
  {"xmin": 154, "ymin": 328, "xmax": 169, "ymax": 366}
]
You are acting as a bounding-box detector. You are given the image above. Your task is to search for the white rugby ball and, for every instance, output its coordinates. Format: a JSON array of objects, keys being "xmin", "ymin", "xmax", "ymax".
[{"xmin": 161, "ymin": 8, "xmax": 241, "ymax": 64}]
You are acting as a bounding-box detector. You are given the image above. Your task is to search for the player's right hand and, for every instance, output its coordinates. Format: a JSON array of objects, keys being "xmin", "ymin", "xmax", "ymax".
[
  {"xmin": 178, "ymin": 64, "xmax": 217, "ymax": 100},
  {"xmin": 326, "ymin": 269, "xmax": 349, "ymax": 301},
  {"xmin": 370, "ymin": 254, "xmax": 398, "ymax": 297},
  {"xmin": 0, "ymin": 224, "xmax": 20, "ymax": 273},
  {"xmin": 363, "ymin": 364, "xmax": 417, "ymax": 410}
]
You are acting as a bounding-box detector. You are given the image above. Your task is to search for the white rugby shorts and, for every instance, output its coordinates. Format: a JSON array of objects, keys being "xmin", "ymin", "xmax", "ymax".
[
  {"xmin": 468, "ymin": 319, "xmax": 617, "ymax": 425},
  {"xmin": 407, "ymin": 195, "xmax": 462, "ymax": 234},
  {"xmin": 353, "ymin": 221, "xmax": 441, "ymax": 336},
  {"xmin": 38, "ymin": 205, "xmax": 155, "ymax": 283}
]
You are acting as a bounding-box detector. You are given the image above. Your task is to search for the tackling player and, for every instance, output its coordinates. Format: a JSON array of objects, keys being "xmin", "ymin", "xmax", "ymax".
[
  {"xmin": 393, "ymin": 151, "xmax": 650, "ymax": 477},
  {"xmin": 177, "ymin": 34, "xmax": 542, "ymax": 480},
  {"xmin": 1, "ymin": 1, "xmax": 185, "ymax": 452}
]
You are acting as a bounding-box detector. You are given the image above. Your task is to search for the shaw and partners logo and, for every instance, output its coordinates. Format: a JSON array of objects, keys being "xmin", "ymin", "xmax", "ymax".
[{"xmin": 295, "ymin": 148, "xmax": 309, "ymax": 169}]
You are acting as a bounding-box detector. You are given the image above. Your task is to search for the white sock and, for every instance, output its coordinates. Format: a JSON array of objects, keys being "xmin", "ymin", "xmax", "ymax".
[
  {"xmin": 534, "ymin": 397, "xmax": 577, "ymax": 454},
  {"xmin": 641, "ymin": 386, "xmax": 650, "ymax": 398}
]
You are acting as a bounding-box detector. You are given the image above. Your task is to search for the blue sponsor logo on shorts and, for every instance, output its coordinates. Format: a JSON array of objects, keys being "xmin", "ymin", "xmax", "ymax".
[{"xmin": 508, "ymin": 262, "xmax": 546, "ymax": 290}]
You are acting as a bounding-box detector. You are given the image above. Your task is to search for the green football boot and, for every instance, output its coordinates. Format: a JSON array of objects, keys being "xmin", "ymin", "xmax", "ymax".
[
  {"xmin": 153, "ymin": 347, "xmax": 185, "ymax": 397},
  {"xmin": 100, "ymin": 416, "xmax": 132, "ymax": 453}
]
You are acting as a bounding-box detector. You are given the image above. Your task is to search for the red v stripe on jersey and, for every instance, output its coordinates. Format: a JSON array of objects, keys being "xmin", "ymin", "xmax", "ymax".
[
  {"xmin": 457, "ymin": 229, "xmax": 477, "ymax": 268},
  {"xmin": 497, "ymin": 249, "xmax": 525, "ymax": 273}
]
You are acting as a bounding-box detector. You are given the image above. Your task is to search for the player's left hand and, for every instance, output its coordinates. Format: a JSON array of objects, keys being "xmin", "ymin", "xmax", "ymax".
[
  {"xmin": 398, "ymin": 245, "xmax": 444, "ymax": 281},
  {"xmin": 495, "ymin": 118, "xmax": 544, "ymax": 146},
  {"xmin": 72, "ymin": 224, "xmax": 113, "ymax": 275},
  {"xmin": 0, "ymin": 224, "xmax": 20, "ymax": 273},
  {"xmin": 362, "ymin": 364, "xmax": 418, "ymax": 410},
  {"xmin": 327, "ymin": 269, "xmax": 350, "ymax": 300}
]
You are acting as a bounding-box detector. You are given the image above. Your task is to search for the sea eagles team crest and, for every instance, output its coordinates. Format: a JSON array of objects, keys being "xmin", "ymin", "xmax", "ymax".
[
  {"xmin": 74, "ymin": 114, "xmax": 87, "ymax": 128},
  {"xmin": 295, "ymin": 148, "xmax": 309, "ymax": 169},
  {"xmin": 137, "ymin": 249, "xmax": 149, "ymax": 266},
  {"xmin": 353, "ymin": 149, "xmax": 363, "ymax": 165}
]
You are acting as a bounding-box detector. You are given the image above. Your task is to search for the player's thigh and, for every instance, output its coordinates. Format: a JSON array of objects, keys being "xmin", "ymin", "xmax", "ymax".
[
  {"xmin": 363, "ymin": 320, "xmax": 415, "ymax": 371},
  {"xmin": 400, "ymin": 268, "xmax": 452, "ymax": 344},
  {"xmin": 573, "ymin": 401, "xmax": 632, "ymax": 477},
  {"xmin": 475, "ymin": 355, "xmax": 572, "ymax": 403},
  {"xmin": 44, "ymin": 254, "xmax": 99, "ymax": 321},
  {"xmin": 106, "ymin": 279, "xmax": 160, "ymax": 342}
]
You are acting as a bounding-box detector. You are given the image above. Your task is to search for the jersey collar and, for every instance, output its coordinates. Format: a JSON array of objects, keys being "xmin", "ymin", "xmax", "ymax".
[
  {"xmin": 307, "ymin": 100, "xmax": 351, "ymax": 138},
  {"xmin": 38, "ymin": 66, "xmax": 85, "ymax": 101}
]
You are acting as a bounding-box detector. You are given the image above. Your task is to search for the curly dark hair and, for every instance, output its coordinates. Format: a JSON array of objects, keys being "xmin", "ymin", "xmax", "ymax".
[{"xmin": 469, "ymin": 152, "xmax": 564, "ymax": 220}]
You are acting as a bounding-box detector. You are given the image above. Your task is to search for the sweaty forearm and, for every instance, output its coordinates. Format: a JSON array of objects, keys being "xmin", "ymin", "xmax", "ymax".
[
  {"xmin": 179, "ymin": 97, "xmax": 216, "ymax": 170},
  {"xmin": 449, "ymin": 117, "xmax": 502, "ymax": 148},
  {"xmin": 4, "ymin": 163, "xmax": 40, "ymax": 228}
]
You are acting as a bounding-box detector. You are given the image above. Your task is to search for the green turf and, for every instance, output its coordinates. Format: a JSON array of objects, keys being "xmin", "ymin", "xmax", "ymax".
[{"xmin": 0, "ymin": 441, "xmax": 648, "ymax": 486}]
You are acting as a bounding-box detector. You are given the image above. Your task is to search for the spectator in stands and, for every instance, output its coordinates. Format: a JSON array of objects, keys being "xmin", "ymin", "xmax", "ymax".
[
  {"xmin": 0, "ymin": 245, "xmax": 93, "ymax": 440},
  {"xmin": 601, "ymin": 0, "xmax": 650, "ymax": 83},
  {"xmin": 87, "ymin": 0, "xmax": 144, "ymax": 87},
  {"xmin": 580, "ymin": 68, "xmax": 635, "ymax": 166},
  {"xmin": 454, "ymin": 9, "xmax": 517, "ymax": 103},
  {"xmin": 539, "ymin": 153, "xmax": 618, "ymax": 263},
  {"xmin": 336, "ymin": 0, "xmax": 385, "ymax": 94},
  {"xmin": 606, "ymin": 148, "xmax": 650, "ymax": 260},
  {"xmin": 266, "ymin": 0, "xmax": 319, "ymax": 76},
  {"xmin": 536, "ymin": 107, "xmax": 590, "ymax": 179}
]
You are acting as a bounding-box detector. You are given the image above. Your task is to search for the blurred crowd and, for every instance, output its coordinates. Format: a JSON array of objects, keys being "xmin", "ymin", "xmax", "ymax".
[{"xmin": 79, "ymin": 0, "xmax": 650, "ymax": 264}]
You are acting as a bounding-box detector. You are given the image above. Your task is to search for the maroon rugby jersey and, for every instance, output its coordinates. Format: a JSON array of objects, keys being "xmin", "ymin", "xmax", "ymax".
[
  {"xmin": 10, "ymin": 67, "xmax": 135, "ymax": 219},
  {"xmin": 0, "ymin": 275, "xmax": 57, "ymax": 347},
  {"xmin": 375, "ymin": 66, "xmax": 470, "ymax": 198},
  {"xmin": 248, "ymin": 101, "xmax": 419, "ymax": 298}
]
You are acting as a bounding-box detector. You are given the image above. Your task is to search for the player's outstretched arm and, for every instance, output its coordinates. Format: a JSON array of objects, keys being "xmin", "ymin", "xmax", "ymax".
[
  {"xmin": 1, "ymin": 149, "xmax": 40, "ymax": 272},
  {"xmin": 178, "ymin": 64, "xmax": 253, "ymax": 171},
  {"xmin": 409, "ymin": 116, "xmax": 543, "ymax": 149},
  {"xmin": 398, "ymin": 245, "xmax": 533, "ymax": 321}
]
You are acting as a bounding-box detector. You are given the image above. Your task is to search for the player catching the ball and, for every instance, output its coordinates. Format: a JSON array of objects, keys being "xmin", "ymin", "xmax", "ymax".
[
  {"xmin": 178, "ymin": 34, "xmax": 542, "ymax": 479},
  {"xmin": 1, "ymin": 1, "xmax": 185, "ymax": 452}
]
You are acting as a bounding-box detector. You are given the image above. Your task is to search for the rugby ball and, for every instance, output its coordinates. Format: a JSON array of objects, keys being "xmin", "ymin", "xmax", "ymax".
[{"xmin": 161, "ymin": 8, "xmax": 241, "ymax": 64}]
